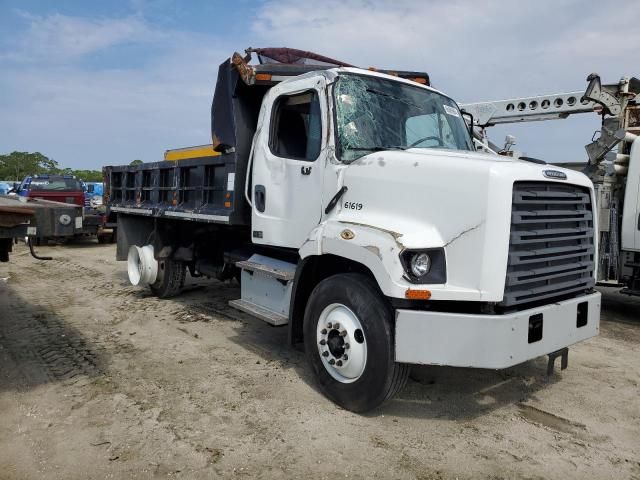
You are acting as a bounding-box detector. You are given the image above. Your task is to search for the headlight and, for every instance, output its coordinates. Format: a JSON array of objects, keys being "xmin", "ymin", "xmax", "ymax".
[
  {"xmin": 59, "ymin": 214, "xmax": 71, "ymax": 226},
  {"xmin": 410, "ymin": 252, "xmax": 431, "ymax": 277},
  {"xmin": 400, "ymin": 248, "xmax": 447, "ymax": 284}
]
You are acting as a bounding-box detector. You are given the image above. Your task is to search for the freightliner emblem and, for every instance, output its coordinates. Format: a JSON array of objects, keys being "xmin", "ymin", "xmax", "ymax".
[{"xmin": 543, "ymin": 169, "xmax": 567, "ymax": 180}]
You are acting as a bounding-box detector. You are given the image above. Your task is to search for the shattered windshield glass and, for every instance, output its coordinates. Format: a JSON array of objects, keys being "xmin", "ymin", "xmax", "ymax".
[{"xmin": 334, "ymin": 73, "xmax": 473, "ymax": 162}]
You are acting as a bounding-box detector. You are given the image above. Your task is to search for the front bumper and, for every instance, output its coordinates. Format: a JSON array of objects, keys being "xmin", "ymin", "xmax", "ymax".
[{"xmin": 395, "ymin": 292, "xmax": 601, "ymax": 368}]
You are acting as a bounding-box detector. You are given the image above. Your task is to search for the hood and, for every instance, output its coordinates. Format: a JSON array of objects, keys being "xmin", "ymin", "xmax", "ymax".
[{"xmin": 334, "ymin": 148, "xmax": 595, "ymax": 300}]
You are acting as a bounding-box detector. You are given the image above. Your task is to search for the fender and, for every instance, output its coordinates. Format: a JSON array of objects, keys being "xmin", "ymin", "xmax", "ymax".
[{"xmin": 299, "ymin": 220, "xmax": 484, "ymax": 301}]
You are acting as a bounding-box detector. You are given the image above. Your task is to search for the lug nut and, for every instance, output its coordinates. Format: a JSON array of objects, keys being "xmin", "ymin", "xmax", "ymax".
[
  {"xmin": 321, "ymin": 329, "xmax": 327, "ymax": 335},
  {"xmin": 327, "ymin": 322, "xmax": 332, "ymax": 328},
  {"xmin": 322, "ymin": 351, "xmax": 329, "ymax": 357},
  {"xmin": 343, "ymin": 354, "xmax": 348, "ymax": 360},
  {"xmin": 329, "ymin": 359, "xmax": 335, "ymax": 365},
  {"xmin": 336, "ymin": 360, "xmax": 343, "ymax": 366},
  {"xmin": 319, "ymin": 339, "xmax": 326, "ymax": 346},
  {"xmin": 344, "ymin": 343, "xmax": 350, "ymax": 350},
  {"xmin": 333, "ymin": 322, "xmax": 340, "ymax": 329},
  {"xmin": 339, "ymin": 331, "xmax": 347, "ymax": 337}
]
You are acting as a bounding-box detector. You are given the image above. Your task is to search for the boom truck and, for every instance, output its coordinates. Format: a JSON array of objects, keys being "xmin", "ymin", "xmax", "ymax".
[
  {"xmin": 462, "ymin": 73, "xmax": 640, "ymax": 296},
  {"xmin": 105, "ymin": 48, "xmax": 601, "ymax": 412}
]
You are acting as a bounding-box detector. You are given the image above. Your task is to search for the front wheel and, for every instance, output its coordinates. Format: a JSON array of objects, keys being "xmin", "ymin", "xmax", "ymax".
[{"xmin": 303, "ymin": 273, "xmax": 409, "ymax": 412}]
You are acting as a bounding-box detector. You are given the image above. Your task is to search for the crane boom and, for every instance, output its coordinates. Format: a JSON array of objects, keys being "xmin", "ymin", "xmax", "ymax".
[{"xmin": 461, "ymin": 91, "xmax": 596, "ymax": 127}]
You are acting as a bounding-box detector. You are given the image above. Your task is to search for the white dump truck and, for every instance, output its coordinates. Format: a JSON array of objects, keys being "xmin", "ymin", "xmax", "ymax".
[{"xmin": 105, "ymin": 48, "xmax": 601, "ymax": 412}]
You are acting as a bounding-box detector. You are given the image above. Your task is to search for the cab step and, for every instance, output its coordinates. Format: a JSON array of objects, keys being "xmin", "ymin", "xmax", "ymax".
[
  {"xmin": 228, "ymin": 254, "xmax": 296, "ymax": 326},
  {"xmin": 235, "ymin": 258, "xmax": 295, "ymax": 281},
  {"xmin": 228, "ymin": 299, "xmax": 288, "ymax": 326}
]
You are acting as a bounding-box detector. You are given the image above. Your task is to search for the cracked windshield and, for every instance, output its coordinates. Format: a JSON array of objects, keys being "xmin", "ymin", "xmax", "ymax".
[{"xmin": 334, "ymin": 74, "xmax": 473, "ymax": 161}]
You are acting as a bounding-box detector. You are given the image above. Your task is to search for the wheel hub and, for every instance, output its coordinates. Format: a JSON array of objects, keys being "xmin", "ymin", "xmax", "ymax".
[
  {"xmin": 317, "ymin": 304, "xmax": 367, "ymax": 383},
  {"xmin": 326, "ymin": 329, "xmax": 345, "ymax": 358}
]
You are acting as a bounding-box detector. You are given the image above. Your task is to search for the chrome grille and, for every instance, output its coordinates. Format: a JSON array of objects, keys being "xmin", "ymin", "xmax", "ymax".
[{"xmin": 501, "ymin": 181, "xmax": 595, "ymax": 308}]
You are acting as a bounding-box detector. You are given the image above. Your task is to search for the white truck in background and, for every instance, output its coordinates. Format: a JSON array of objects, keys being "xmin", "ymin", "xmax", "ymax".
[
  {"xmin": 105, "ymin": 48, "xmax": 601, "ymax": 412},
  {"xmin": 463, "ymin": 74, "xmax": 640, "ymax": 296}
]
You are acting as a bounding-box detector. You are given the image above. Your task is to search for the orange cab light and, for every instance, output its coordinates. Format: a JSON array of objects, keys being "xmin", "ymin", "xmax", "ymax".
[
  {"xmin": 412, "ymin": 77, "xmax": 427, "ymax": 85},
  {"xmin": 405, "ymin": 288, "xmax": 431, "ymax": 300},
  {"xmin": 224, "ymin": 201, "xmax": 232, "ymax": 208},
  {"xmin": 255, "ymin": 73, "xmax": 272, "ymax": 81}
]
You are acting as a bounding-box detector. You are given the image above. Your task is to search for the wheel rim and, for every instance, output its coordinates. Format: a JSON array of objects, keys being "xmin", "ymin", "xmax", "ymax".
[{"xmin": 316, "ymin": 303, "xmax": 367, "ymax": 383}]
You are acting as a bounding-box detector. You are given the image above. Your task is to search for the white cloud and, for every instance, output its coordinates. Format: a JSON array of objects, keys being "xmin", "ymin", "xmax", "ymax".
[
  {"xmin": 2, "ymin": 12, "xmax": 161, "ymax": 63},
  {"xmin": 250, "ymin": 0, "xmax": 637, "ymax": 161},
  {"xmin": 0, "ymin": 1, "xmax": 636, "ymax": 169},
  {"xmin": 0, "ymin": 13, "xmax": 232, "ymax": 168}
]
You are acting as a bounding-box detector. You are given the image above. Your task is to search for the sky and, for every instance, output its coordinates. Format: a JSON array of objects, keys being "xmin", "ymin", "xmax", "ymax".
[{"xmin": 0, "ymin": 0, "xmax": 637, "ymax": 170}]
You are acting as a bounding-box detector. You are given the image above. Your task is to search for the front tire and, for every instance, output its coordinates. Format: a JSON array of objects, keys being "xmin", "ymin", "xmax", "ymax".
[
  {"xmin": 149, "ymin": 259, "xmax": 186, "ymax": 298},
  {"xmin": 303, "ymin": 273, "xmax": 409, "ymax": 412}
]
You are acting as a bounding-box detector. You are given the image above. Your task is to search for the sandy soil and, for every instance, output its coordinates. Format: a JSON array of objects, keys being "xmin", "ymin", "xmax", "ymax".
[{"xmin": 0, "ymin": 240, "xmax": 638, "ymax": 479}]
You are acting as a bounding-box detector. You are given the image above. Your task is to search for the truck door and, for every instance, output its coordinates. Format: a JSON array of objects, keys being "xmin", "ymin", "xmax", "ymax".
[{"xmin": 250, "ymin": 77, "xmax": 327, "ymax": 249}]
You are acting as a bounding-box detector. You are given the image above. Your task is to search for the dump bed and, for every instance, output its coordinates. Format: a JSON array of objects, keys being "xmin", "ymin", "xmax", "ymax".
[{"xmin": 105, "ymin": 148, "xmax": 244, "ymax": 225}]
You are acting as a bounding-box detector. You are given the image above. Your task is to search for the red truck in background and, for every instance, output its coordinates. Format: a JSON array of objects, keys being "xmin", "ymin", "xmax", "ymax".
[{"xmin": 14, "ymin": 174, "xmax": 115, "ymax": 243}]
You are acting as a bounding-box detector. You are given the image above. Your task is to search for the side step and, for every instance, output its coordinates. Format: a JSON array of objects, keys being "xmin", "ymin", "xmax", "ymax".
[
  {"xmin": 235, "ymin": 259, "xmax": 295, "ymax": 281},
  {"xmin": 228, "ymin": 254, "xmax": 296, "ymax": 326},
  {"xmin": 228, "ymin": 299, "xmax": 288, "ymax": 326}
]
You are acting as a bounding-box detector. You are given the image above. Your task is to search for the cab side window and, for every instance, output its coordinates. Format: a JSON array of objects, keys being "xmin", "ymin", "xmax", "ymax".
[{"xmin": 270, "ymin": 91, "xmax": 322, "ymax": 161}]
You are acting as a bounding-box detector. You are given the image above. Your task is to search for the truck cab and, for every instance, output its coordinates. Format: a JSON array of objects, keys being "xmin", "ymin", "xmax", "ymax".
[
  {"xmin": 106, "ymin": 49, "xmax": 601, "ymax": 412},
  {"xmin": 17, "ymin": 175, "xmax": 85, "ymax": 205}
]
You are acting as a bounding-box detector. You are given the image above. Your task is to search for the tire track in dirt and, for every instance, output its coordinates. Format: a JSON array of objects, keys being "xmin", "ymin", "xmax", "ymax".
[{"xmin": 0, "ymin": 291, "xmax": 104, "ymax": 387}]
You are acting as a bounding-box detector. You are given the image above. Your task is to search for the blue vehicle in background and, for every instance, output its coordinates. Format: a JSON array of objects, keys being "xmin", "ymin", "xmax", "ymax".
[
  {"xmin": 0, "ymin": 182, "xmax": 11, "ymax": 195},
  {"xmin": 84, "ymin": 182, "xmax": 104, "ymax": 208}
]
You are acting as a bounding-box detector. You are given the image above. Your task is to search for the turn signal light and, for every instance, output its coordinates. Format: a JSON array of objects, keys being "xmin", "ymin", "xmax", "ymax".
[
  {"xmin": 255, "ymin": 73, "xmax": 272, "ymax": 81},
  {"xmin": 405, "ymin": 289, "xmax": 431, "ymax": 300}
]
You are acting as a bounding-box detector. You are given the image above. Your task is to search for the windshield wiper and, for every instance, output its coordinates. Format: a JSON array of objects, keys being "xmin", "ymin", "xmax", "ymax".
[{"xmin": 344, "ymin": 146, "xmax": 409, "ymax": 152}]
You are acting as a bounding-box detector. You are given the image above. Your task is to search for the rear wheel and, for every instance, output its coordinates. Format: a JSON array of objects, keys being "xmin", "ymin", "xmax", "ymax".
[
  {"xmin": 303, "ymin": 273, "xmax": 409, "ymax": 412},
  {"xmin": 149, "ymin": 259, "xmax": 186, "ymax": 298}
]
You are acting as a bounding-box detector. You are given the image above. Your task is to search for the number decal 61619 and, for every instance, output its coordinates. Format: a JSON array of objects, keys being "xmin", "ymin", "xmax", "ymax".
[{"xmin": 343, "ymin": 201, "xmax": 363, "ymax": 210}]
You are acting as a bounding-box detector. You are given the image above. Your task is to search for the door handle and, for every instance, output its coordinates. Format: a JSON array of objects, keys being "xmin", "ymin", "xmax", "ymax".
[{"xmin": 254, "ymin": 185, "xmax": 266, "ymax": 213}]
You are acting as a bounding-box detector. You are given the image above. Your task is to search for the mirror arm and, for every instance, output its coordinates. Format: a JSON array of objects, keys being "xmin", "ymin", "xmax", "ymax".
[{"xmin": 460, "ymin": 109, "xmax": 475, "ymax": 143}]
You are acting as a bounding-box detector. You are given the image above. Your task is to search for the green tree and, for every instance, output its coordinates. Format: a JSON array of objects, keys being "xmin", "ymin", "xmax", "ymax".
[
  {"xmin": 0, "ymin": 151, "xmax": 59, "ymax": 180},
  {"xmin": 72, "ymin": 169, "xmax": 103, "ymax": 182},
  {"xmin": 0, "ymin": 151, "xmax": 104, "ymax": 183},
  {"xmin": 130, "ymin": 159, "xmax": 144, "ymax": 166}
]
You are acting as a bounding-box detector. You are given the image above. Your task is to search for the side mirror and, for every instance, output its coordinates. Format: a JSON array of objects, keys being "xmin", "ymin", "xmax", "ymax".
[{"xmin": 503, "ymin": 135, "xmax": 516, "ymax": 152}]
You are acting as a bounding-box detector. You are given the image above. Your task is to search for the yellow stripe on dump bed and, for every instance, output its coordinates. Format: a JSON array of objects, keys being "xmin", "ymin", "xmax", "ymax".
[{"xmin": 164, "ymin": 144, "xmax": 221, "ymax": 161}]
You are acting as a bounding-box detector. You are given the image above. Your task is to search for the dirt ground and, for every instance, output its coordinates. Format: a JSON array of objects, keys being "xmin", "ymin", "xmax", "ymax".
[{"xmin": 0, "ymin": 240, "xmax": 638, "ymax": 480}]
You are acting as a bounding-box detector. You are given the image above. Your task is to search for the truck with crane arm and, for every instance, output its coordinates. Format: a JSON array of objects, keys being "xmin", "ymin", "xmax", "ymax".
[
  {"xmin": 462, "ymin": 73, "xmax": 640, "ymax": 296},
  {"xmin": 105, "ymin": 48, "xmax": 601, "ymax": 412}
]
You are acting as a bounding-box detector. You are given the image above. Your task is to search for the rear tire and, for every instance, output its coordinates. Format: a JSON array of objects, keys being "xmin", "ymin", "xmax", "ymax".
[
  {"xmin": 303, "ymin": 273, "xmax": 409, "ymax": 412},
  {"xmin": 149, "ymin": 259, "xmax": 186, "ymax": 298}
]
